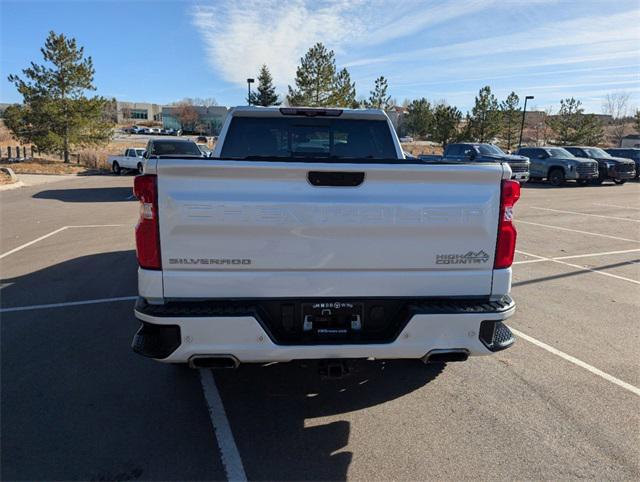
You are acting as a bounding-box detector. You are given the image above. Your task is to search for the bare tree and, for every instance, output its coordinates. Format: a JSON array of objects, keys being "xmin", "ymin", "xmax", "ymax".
[
  {"xmin": 173, "ymin": 100, "xmax": 199, "ymax": 131},
  {"xmin": 120, "ymin": 106, "xmax": 132, "ymax": 121},
  {"xmin": 602, "ymin": 92, "xmax": 631, "ymax": 147},
  {"xmin": 193, "ymin": 97, "xmax": 218, "ymax": 107},
  {"xmin": 536, "ymin": 106, "xmax": 554, "ymax": 146}
]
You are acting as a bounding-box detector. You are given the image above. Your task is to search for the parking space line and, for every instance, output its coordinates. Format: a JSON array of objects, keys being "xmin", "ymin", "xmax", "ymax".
[
  {"xmin": 513, "ymin": 259, "xmax": 548, "ymax": 265},
  {"xmin": 514, "ymin": 248, "xmax": 640, "ymax": 265},
  {"xmin": 593, "ymin": 203, "xmax": 640, "ymax": 211},
  {"xmin": 529, "ymin": 206, "xmax": 640, "ymax": 223},
  {"xmin": 0, "ymin": 224, "xmax": 127, "ymax": 260},
  {"xmin": 518, "ymin": 221, "xmax": 640, "ymax": 243},
  {"xmin": 0, "ymin": 227, "xmax": 69, "ymax": 260},
  {"xmin": 555, "ymin": 248, "xmax": 640, "ymax": 260},
  {"xmin": 199, "ymin": 369, "xmax": 247, "ymax": 482},
  {"xmin": 68, "ymin": 224, "xmax": 127, "ymax": 228},
  {"xmin": 553, "ymin": 258, "xmax": 640, "ymax": 285},
  {"xmin": 512, "ymin": 328, "xmax": 640, "ymax": 397},
  {"xmin": 516, "ymin": 249, "xmax": 640, "ymax": 285},
  {"xmin": 515, "ymin": 250, "xmax": 546, "ymax": 260},
  {"xmin": 0, "ymin": 296, "xmax": 137, "ymax": 313}
]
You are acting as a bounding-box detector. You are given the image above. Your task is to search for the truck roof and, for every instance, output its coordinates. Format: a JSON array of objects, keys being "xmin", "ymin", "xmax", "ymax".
[
  {"xmin": 229, "ymin": 105, "xmax": 390, "ymax": 120},
  {"xmin": 150, "ymin": 138, "xmax": 196, "ymax": 144}
]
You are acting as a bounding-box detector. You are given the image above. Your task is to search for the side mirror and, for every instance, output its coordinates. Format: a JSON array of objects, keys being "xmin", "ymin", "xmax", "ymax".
[
  {"xmin": 142, "ymin": 151, "xmax": 148, "ymax": 159},
  {"xmin": 467, "ymin": 151, "xmax": 476, "ymax": 160}
]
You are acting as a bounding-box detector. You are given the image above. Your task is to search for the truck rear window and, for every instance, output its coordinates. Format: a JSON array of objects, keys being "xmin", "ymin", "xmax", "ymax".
[
  {"xmin": 152, "ymin": 141, "xmax": 202, "ymax": 156},
  {"xmin": 220, "ymin": 117, "xmax": 397, "ymax": 161}
]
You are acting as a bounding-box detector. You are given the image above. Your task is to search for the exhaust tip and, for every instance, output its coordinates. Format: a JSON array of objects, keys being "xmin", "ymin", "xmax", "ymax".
[
  {"xmin": 423, "ymin": 350, "xmax": 469, "ymax": 364},
  {"xmin": 189, "ymin": 355, "xmax": 239, "ymax": 369}
]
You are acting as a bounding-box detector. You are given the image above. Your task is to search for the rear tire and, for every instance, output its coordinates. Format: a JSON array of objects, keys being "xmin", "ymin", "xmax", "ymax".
[
  {"xmin": 137, "ymin": 162, "xmax": 144, "ymax": 175},
  {"xmin": 112, "ymin": 161, "xmax": 121, "ymax": 175},
  {"xmin": 548, "ymin": 168, "xmax": 565, "ymax": 186}
]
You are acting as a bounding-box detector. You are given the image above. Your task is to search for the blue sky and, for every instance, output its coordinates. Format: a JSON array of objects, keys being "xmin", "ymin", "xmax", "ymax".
[{"xmin": 1, "ymin": 0, "xmax": 639, "ymax": 113}]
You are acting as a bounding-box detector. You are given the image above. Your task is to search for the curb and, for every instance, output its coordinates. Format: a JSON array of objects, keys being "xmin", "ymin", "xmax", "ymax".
[{"xmin": 0, "ymin": 181, "xmax": 25, "ymax": 191}]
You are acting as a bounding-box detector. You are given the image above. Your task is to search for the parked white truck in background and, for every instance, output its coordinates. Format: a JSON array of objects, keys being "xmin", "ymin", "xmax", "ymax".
[
  {"xmin": 131, "ymin": 106, "xmax": 520, "ymax": 373},
  {"xmin": 108, "ymin": 148, "xmax": 145, "ymax": 175}
]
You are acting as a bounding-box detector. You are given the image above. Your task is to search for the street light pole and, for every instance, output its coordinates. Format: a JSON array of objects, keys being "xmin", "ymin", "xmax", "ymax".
[
  {"xmin": 246, "ymin": 78, "xmax": 255, "ymax": 105},
  {"xmin": 518, "ymin": 95, "xmax": 534, "ymax": 148}
]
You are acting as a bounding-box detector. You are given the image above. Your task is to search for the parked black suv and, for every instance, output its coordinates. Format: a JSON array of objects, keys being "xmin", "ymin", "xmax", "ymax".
[
  {"xmin": 564, "ymin": 146, "xmax": 636, "ymax": 185},
  {"xmin": 604, "ymin": 148, "xmax": 640, "ymax": 180},
  {"xmin": 514, "ymin": 146, "xmax": 598, "ymax": 186},
  {"xmin": 420, "ymin": 143, "xmax": 530, "ymax": 182}
]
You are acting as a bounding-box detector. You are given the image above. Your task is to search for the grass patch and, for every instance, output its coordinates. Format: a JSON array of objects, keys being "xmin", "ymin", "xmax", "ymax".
[{"xmin": 0, "ymin": 158, "xmax": 106, "ymax": 175}]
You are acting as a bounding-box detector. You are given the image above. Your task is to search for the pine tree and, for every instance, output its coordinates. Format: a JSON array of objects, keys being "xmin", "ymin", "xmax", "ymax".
[
  {"xmin": 469, "ymin": 86, "xmax": 501, "ymax": 143},
  {"xmin": 634, "ymin": 110, "xmax": 640, "ymax": 132},
  {"xmin": 6, "ymin": 31, "xmax": 113, "ymax": 162},
  {"xmin": 405, "ymin": 98, "xmax": 432, "ymax": 138},
  {"xmin": 430, "ymin": 103, "xmax": 462, "ymax": 148},
  {"xmin": 499, "ymin": 92, "xmax": 520, "ymax": 150},
  {"xmin": 548, "ymin": 98, "xmax": 604, "ymax": 145},
  {"xmin": 579, "ymin": 114, "xmax": 605, "ymax": 145},
  {"xmin": 287, "ymin": 43, "xmax": 337, "ymax": 107},
  {"xmin": 330, "ymin": 68, "xmax": 356, "ymax": 107},
  {"xmin": 367, "ymin": 76, "xmax": 391, "ymax": 109},
  {"xmin": 249, "ymin": 65, "xmax": 279, "ymax": 106}
]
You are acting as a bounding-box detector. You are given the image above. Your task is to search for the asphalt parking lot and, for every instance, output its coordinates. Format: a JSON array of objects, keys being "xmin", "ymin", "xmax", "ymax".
[{"xmin": 1, "ymin": 175, "xmax": 638, "ymax": 481}]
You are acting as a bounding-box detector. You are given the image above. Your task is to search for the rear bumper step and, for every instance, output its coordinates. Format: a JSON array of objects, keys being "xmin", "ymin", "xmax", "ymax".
[
  {"xmin": 479, "ymin": 320, "xmax": 515, "ymax": 352},
  {"xmin": 133, "ymin": 296, "xmax": 516, "ymax": 363}
]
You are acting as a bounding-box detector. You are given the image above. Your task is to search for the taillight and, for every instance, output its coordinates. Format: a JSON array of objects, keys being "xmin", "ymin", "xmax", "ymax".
[
  {"xmin": 133, "ymin": 174, "xmax": 161, "ymax": 269},
  {"xmin": 494, "ymin": 180, "xmax": 521, "ymax": 269}
]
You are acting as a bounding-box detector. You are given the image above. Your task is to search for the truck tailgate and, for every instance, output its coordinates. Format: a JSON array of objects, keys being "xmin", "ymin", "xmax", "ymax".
[{"xmin": 156, "ymin": 159, "xmax": 504, "ymax": 298}]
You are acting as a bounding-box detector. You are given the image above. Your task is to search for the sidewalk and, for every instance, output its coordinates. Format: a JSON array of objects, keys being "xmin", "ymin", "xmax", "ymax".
[{"xmin": 0, "ymin": 173, "xmax": 82, "ymax": 191}]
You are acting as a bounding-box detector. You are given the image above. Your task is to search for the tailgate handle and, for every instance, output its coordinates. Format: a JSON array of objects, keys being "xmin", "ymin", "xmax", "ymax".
[{"xmin": 308, "ymin": 171, "xmax": 364, "ymax": 187}]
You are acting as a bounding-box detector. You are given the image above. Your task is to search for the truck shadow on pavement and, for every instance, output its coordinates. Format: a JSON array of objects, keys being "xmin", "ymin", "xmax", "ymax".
[
  {"xmin": 513, "ymin": 258, "xmax": 639, "ymax": 288},
  {"xmin": 214, "ymin": 359, "xmax": 445, "ymax": 481},
  {"xmin": 32, "ymin": 186, "xmax": 134, "ymax": 203},
  {"xmin": 1, "ymin": 250, "xmax": 230, "ymax": 481},
  {"xmin": 0, "ymin": 250, "xmax": 138, "ymax": 309},
  {"xmin": 2, "ymin": 249, "xmax": 445, "ymax": 481}
]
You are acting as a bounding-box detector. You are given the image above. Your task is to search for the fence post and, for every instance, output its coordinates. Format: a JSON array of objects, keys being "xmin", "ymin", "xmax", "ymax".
[{"xmin": 8, "ymin": 146, "xmax": 12, "ymax": 159}]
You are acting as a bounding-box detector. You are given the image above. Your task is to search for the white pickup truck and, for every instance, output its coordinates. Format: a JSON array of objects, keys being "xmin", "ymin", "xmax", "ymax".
[
  {"xmin": 131, "ymin": 106, "xmax": 519, "ymax": 371},
  {"xmin": 108, "ymin": 148, "xmax": 145, "ymax": 175}
]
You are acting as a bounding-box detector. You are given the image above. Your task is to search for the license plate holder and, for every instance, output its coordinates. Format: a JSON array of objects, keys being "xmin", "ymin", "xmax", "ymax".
[{"xmin": 301, "ymin": 301, "xmax": 364, "ymax": 337}]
